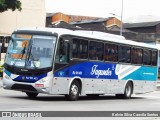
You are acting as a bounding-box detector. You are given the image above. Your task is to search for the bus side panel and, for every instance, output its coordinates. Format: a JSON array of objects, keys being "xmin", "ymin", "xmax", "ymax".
[
  {"xmin": 53, "ymin": 62, "xmax": 157, "ymax": 95},
  {"xmin": 81, "ymin": 78, "xmax": 126, "ymax": 95},
  {"xmin": 51, "ymin": 77, "xmax": 70, "ymax": 94},
  {"xmin": 53, "ymin": 61, "xmax": 119, "ymax": 95},
  {"xmin": 133, "ymin": 81, "xmax": 156, "ymax": 94},
  {"xmin": 119, "ymin": 64, "xmax": 157, "ymax": 93}
]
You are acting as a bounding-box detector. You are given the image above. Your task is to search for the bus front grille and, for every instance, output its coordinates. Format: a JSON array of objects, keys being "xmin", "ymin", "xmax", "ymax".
[{"xmin": 11, "ymin": 84, "xmax": 37, "ymax": 92}]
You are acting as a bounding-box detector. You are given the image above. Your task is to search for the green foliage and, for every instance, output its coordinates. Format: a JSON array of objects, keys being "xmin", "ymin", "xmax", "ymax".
[{"xmin": 0, "ymin": 0, "xmax": 22, "ymax": 12}]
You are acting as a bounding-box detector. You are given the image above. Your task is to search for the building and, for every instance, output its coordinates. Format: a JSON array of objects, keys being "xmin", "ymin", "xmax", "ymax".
[
  {"xmin": 46, "ymin": 12, "xmax": 121, "ymax": 30},
  {"xmin": 0, "ymin": 0, "xmax": 46, "ymax": 61},
  {"xmin": 0, "ymin": 0, "xmax": 46, "ymax": 36},
  {"xmin": 46, "ymin": 12, "xmax": 100, "ymax": 27},
  {"xmin": 46, "ymin": 12, "xmax": 71, "ymax": 27},
  {"xmin": 123, "ymin": 21, "xmax": 160, "ymax": 44},
  {"xmin": 46, "ymin": 12, "xmax": 123, "ymax": 33},
  {"xmin": 46, "ymin": 12, "xmax": 149, "ymax": 42},
  {"xmin": 46, "ymin": 12, "xmax": 160, "ymax": 44},
  {"xmin": 123, "ymin": 21, "xmax": 160, "ymax": 34}
]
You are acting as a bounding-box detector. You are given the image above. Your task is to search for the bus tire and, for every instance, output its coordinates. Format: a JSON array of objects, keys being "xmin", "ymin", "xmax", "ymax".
[
  {"xmin": 65, "ymin": 81, "xmax": 80, "ymax": 101},
  {"xmin": 26, "ymin": 92, "xmax": 38, "ymax": 98},
  {"xmin": 116, "ymin": 82, "xmax": 133, "ymax": 99},
  {"xmin": 124, "ymin": 82, "xmax": 133, "ymax": 99}
]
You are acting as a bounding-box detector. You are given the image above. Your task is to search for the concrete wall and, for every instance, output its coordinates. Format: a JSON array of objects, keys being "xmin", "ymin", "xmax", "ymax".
[{"xmin": 0, "ymin": 0, "xmax": 46, "ymax": 36}]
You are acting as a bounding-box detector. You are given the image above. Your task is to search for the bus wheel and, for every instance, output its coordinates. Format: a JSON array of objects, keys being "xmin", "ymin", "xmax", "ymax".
[
  {"xmin": 65, "ymin": 81, "xmax": 80, "ymax": 101},
  {"xmin": 26, "ymin": 92, "xmax": 38, "ymax": 98},
  {"xmin": 116, "ymin": 82, "xmax": 133, "ymax": 99},
  {"xmin": 124, "ymin": 82, "xmax": 133, "ymax": 99}
]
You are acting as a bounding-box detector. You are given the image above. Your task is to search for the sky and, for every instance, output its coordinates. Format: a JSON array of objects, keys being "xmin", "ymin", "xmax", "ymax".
[{"xmin": 45, "ymin": 0, "xmax": 160, "ymax": 20}]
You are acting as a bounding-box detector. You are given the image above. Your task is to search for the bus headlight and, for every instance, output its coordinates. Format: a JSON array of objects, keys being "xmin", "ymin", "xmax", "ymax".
[
  {"xmin": 4, "ymin": 74, "xmax": 10, "ymax": 80},
  {"xmin": 39, "ymin": 77, "xmax": 48, "ymax": 83}
]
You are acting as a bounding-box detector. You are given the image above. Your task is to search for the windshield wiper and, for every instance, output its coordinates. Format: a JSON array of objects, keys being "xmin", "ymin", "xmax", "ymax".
[
  {"xmin": 20, "ymin": 47, "xmax": 26, "ymax": 59},
  {"xmin": 27, "ymin": 44, "xmax": 32, "ymax": 61},
  {"xmin": 20, "ymin": 40, "xmax": 29, "ymax": 59},
  {"xmin": 25, "ymin": 44, "xmax": 37, "ymax": 69}
]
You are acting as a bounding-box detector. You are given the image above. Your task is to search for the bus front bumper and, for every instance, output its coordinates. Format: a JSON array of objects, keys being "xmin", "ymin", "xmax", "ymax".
[{"xmin": 3, "ymin": 74, "xmax": 50, "ymax": 94}]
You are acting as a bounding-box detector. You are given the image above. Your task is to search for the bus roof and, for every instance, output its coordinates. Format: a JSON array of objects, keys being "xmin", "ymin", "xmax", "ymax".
[{"xmin": 17, "ymin": 27, "xmax": 158, "ymax": 50}]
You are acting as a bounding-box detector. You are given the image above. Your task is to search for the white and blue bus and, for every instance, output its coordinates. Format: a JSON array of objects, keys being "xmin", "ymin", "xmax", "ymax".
[{"xmin": 3, "ymin": 28, "xmax": 158, "ymax": 100}]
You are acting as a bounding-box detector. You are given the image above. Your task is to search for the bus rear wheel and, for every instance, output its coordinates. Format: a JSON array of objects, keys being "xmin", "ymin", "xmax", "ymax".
[
  {"xmin": 116, "ymin": 82, "xmax": 133, "ymax": 99},
  {"xmin": 65, "ymin": 81, "xmax": 80, "ymax": 101},
  {"xmin": 26, "ymin": 92, "xmax": 38, "ymax": 98}
]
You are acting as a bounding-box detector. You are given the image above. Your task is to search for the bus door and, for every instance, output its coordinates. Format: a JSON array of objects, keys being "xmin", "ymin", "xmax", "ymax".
[
  {"xmin": 54, "ymin": 36, "xmax": 70, "ymax": 79},
  {"xmin": 53, "ymin": 37, "xmax": 70, "ymax": 93}
]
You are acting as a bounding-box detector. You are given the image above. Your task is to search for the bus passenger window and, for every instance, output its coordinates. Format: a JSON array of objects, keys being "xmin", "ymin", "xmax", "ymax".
[
  {"xmin": 89, "ymin": 41, "xmax": 97, "ymax": 60},
  {"xmin": 72, "ymin": 38, "xmax": 88, "ymax": 59},
  {"xmin": 137, "ymin": 48, "xmax": 143, "ymax": 64},
  {"xmin": 118, "ymin": 45, "xmax": 131, "ymax": 63},
  {"xmin": 152, "ymin": 51, "xmax": 157, "ymax": 66},
  {"xmin": 72, "ymin": 39, "xmax": 80, "ymax": 58},
  {"xmin": 131, "ymin": 48, "xmax": 143, "ymax": 64},
  {"xmin": 131, "ymin": 48, "xmax": 137, "ymax": 64},
  {"xmin": 80, "ymin": 40, "xmax": 88, "ymax": 59},
  {"xmin": 143, "ymin": 49, "xmax": 151, "ymax": 65},
  {"xmin": 89, "ymin": 41, "xmax": 104, "ymax": 61},
  {"xmin": 105, "ymin": 43, "xmax": 118, "ymax": 62},
  {"xmin": 126, "ymin": 47, "xmax": 131, "ymax": 63},
  {"xmin": 96, "ymin": 42, "xmax": 104, "ymax": 60}
]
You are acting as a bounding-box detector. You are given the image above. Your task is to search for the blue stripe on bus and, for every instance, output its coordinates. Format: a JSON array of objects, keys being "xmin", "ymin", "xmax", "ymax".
[
  {"xmin": 5, "ymin": 62, "xmax": 157, "ymax": 82},
  {"xmin": 13, "ymin": 73, "xmax": 47, "ymax": 83},
  {"xmin": 4, "ymin": 70, "xmax": 47, "ymax": 83},
  {"xmin": 54, "ymin": 62, "xmax": 157, "ymax": 81},
  {"xmin": 122, "ymin": 66, "xmax": 157, "ymax": 81},
  {"xmin": 54, "ymin": 62, "xmax": 118, "ymax": 79}
]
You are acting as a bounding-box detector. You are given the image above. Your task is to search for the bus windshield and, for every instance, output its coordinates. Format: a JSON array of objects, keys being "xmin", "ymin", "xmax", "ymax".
[{"xmin": 5, "ymin": 34, "xmax": 56, "ymax": 69}]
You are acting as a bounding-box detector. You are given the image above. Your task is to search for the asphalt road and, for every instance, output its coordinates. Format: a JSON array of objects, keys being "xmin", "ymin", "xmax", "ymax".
[
  {"xmin": 1, "ymin": 87, "xmax": 160, "ymax": 111},
  {"xmin": 1, "ymin": 80, "xmax": 160, "ymax": 120}
]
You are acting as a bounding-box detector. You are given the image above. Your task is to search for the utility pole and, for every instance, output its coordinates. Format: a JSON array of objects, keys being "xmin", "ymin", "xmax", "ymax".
[
  {"xmin": 120, "ymin": 0, "xmax": 123, "ymax": 36},
  {"xmin": 109, "ymin": 0, "xmax": 123, "ymax": 36}
]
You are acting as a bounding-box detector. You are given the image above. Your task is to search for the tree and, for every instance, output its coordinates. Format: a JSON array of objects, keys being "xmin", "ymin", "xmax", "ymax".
[{"xmin": 0, "ymin": 0, "xmax": 22, "ymax": 12}]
